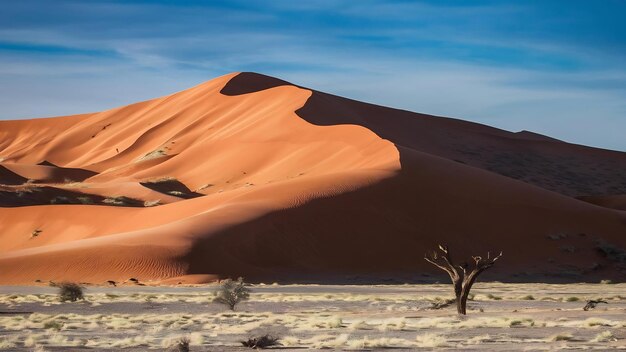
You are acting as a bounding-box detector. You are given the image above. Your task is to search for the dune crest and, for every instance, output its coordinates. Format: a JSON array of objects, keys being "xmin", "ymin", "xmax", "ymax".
[{"xmin": 0, "ymin": 72, "xmax": 624, "ymax": 284}]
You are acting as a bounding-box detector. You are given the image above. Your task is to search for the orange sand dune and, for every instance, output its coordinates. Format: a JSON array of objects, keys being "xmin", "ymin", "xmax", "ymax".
[{"xmin": 0, "ymin": 72, "xmax": 624, "ymax": 284}]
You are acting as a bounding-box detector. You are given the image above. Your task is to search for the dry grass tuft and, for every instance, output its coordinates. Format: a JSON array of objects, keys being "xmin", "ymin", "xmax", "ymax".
[
  {"xmin": 415, "ymin": 333, "xmax": 448, "ymax": 347},
  {"xmin": 279, "ymin": 336, "xmax": 300, "ymax": 347},
  {"xmin": 591, "ymin": 330, "xmax": 617, "ymax": 343},
  {"xmin": 348, "ymin": 320, "xmax": 371, "ymax": 330},
  {"xmin": 467, "ymin": 334, "xmax": 492, "ymax": 344},
  {"xmin": 144, "ymin": 199, "xmax": 161, "ymax": 207},
  {"xmin": 137, "ymin": 149, "xmax": 167, "ymax": 162},
  {"xmin": 547, "ymin": 333, "xmax": 574, "ymax": 342}
]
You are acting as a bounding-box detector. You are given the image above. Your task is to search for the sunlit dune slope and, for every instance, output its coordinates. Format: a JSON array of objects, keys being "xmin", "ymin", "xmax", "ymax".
[{"xmin": 0, "ymin": 72, "xmax": 624, "ymax": 284}]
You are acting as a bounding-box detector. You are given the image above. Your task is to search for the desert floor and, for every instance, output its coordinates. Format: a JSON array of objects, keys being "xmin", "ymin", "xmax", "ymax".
[{"xmin": 0, "ymin": 283, "xmax": 624, "ymax": 351}]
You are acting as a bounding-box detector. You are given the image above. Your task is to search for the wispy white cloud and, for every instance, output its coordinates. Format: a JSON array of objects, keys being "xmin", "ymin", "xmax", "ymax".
[{"xmin": 0, "ymin": 0, "xmax": 625, "ymax": 151}]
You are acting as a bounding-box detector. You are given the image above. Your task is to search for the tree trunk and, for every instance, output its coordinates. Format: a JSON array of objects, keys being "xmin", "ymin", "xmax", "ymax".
[
  {"xmin": 456, "ymin": 291, "xmax": 468, "ymax": 315},
  {"xmin": 453, "ymin": 278, "xmax": 464, "ymax": 314},
  {"xmin": 457, "ymin": 272, "xmax": 478, "ymax": 315}
]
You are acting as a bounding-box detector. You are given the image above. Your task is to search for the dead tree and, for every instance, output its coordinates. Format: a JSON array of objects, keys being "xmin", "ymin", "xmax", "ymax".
[
  {"xmin": 583, "ymin": 299, "xmax": 608, "ymax": 311},
  {"xmin": 425, "ymin": 245, "xmax": 502, "ymax": 315}
]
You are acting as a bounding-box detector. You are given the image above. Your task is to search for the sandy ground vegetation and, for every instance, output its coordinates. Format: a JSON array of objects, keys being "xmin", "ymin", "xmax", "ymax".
[{"xmin": 0, "ymin": 283, "xmax": 624, "ymax": 351}]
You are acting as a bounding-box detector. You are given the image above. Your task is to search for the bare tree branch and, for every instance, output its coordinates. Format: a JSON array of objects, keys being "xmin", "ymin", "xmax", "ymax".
[{"xmin": 424, "ymin": 245, "xmax": 503, "ymax": 315}]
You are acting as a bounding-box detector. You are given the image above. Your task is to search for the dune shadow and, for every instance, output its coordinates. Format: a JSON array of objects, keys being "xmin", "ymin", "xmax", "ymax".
[
  {"xmin": 0, "ymin": 165, "xmax": 28, "ymax": 185},
  {"xmin": 220, "ymin": 72, "xmax": 626, "ymax": 198},
  {"xmin": 140, "ymin": 178, "xmax": 203, "ymax": 199},
  {"xmin": 0, "ymin": 187, "xmax": 145, "ymax": 207},
  {"xmin": 220, "ymin": 72, "xmax": 293, "ymax": 95},
  {"xmin": 182, "ymin": 72, "xmax": 626, "ymax": 284}
]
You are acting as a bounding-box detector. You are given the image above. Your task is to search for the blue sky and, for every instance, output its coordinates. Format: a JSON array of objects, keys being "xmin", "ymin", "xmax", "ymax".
[{"xmin": 1, "ymin": 0, "xmax": 625, "ymax": 151}]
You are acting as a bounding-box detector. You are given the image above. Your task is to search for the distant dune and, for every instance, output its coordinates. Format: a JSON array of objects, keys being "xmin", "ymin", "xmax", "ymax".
[{"xmin": 0, "ymin": 72, "xmax": 624, "ymax": 284}]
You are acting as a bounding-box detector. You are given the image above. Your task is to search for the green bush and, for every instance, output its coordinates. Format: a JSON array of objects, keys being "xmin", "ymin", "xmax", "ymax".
[
  {"xmin": 58, "ymin": 282, "xmax": 84, "ymax": 302},
  {"xmin": 213, "ymin": 277, "xmax": 250, "ymax": 310},
  {"xmin": 44, "ymin": 321, "xmax": 63, "ymax": 330}
]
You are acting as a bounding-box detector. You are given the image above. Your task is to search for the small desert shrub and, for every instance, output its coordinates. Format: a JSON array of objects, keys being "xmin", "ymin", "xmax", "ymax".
[
  {"xmin": 348, "ymin": 320, "xmax": 370, "ymax": 330},
  {"xmin": 378, "ymin": 318, "xmax": 406, "ymax": 331},
  {"xmin": 144, "ymin": 295, "xmax": 156, "ymax": 305},
  {"xmin": 31, "ymin": 229, "xmax": 42, "ymax": 239},
  {"xmin": 591, "ymin": 330, "xmax": 616, "ymax": 343},
  {"xmin": 521, "ymin": 295, "xmax": 535, "ymax": 300},
  {"xmin": 328, "ymin": 316, "xmax": 343, "ymax": 328},
  {"xmin": 584, "ymin": 299, "xmax": 608, "ymax": 311},
  {"xmin": 174, "ymin": 336, "xmax": 190, "ymax": 352},
  {"xmin": 0, "ymin": 338, "xmax": 16, "ymax": 349},
  {"xmin": 241, "ymin": 334, "xmax": 280, "ymax": 349},
  {"xmin": 585, "ymin": 318, "xmax": 613, "ymax": 327},
  {"xmin": 280, "ymin": 336, "xmax": 299, "ymax": 347},
  {"xmin": 44, "ymin": 321, "xmax": 63, "ymax": 331},
  {"xmin": 77, "ymin": 196, "xmax": 93, "ymax": 204},
  {"xmin": 144, "ymin": 199, "xmax": 161, "ymax": 207},
  {"xmin": 345, "ymin": 336, "xmax": 406, "ymax": 349},
  {"xmin": 429, "ymin": 298, "xmax": 455, "ymax": 309},
  {"xmin": 138, "ymin": 149, "xmax": 167, "ymax": 162},
  {"xmin": 50, "ymin": 196, "xmax": 70, "ymax": 204},
  {"xmin": 547, "ymin": 333, "xmax": 574, "ymax": 342},
  {"xmin": 33, "ymin": 345, "xmax": 48, "ymax": 352},
  {"xmin": 486, "ymin": 294, "xmax": 502, "ymax": 300},
  {"xmin": 213, "ymin": 277, "xmax": 250, "ymax": 310},
  {"xmin": 24, "ymin": 334, "xmax": 38, "ymax": 347},
  {"xmin": 415, "ymin": 333, "xmax": 447, "ymax": 348},
  {"xmin": 565, "ymin": 296, "xmax": 580, "ymax": 302},
  {"xmin": 147, "ymin": 177, "xmax": 177, "ymax": 183},
  {"xmin": 103, "ymin": 196, "xmax": 130, "ymax": 206},
  {"xmin": 58, "ymin": 282, "xmax": 84, "ymax": 302},
  {"xmin": 196, "ymin": 184, "xmax": 213, "ymax": 191}
]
